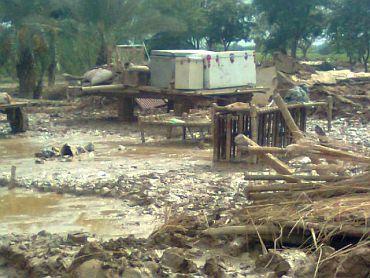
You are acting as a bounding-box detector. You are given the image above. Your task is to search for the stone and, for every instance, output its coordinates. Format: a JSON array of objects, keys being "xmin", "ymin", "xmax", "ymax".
[
  {"xmin": 122, "ymin": 267, "xmax": 152, "ymax": 278},
  {"xmin": 61, "ymin": 144, "xmax": 78, "ymax": 157},
  {"xmin": 69, "ymin": 242, "xmax": 109, "ymax": 270},
  {"xmin": 85, "ymin": 142, "xmax": 95, "ymax": 152},
  {"xmin": 161, "ymin": 248, "xmax": 197, "ymax": 274},
  {"xmin": 67, "ymin": 232, "xmax": 89, "ymax": 245},
  {"xmin": 255, "ymin": 252, "xmax": 291, "ymax": 277},
  {"xmin": 70, "ymin": 259, "xmax": 106, "ymax": 278},
  {"xmin": 77, "ymin": 146, "xmax": 87, "ymax": 154},
  {"xmin": 35, "ymin": 158, "xmax": 45, "ymax": 164},
  {"xmin": 203, "ymin": 257, "xmax": 227, "ymax": 278},
  {"xmin": 118, "ymin": 145, "xmax": 126, "ymax": 151}
]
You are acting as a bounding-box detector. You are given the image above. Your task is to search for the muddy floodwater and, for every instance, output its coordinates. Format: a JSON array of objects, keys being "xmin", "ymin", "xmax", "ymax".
[{"xmin": 0, "ymin": 188, "xmax": 158, "ymax": 239}]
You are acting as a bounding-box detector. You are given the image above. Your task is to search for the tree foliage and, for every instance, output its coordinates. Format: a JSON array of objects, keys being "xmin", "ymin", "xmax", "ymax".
[
  {"xmin": 328, "ymin": 0, "xmax": 369, "ymax": 71},
  {"xmin": 0, "ymin": 0, "xmax": 369, "ymax": 98},
  {"xmin": 253, "ymin": 0, "xmax": 328, "ymax": 57}
]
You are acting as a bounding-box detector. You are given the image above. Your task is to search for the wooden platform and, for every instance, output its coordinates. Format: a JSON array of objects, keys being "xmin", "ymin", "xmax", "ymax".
[
  {"xmin": 76, "ymin": 84, "xmax": 268, "ymax": 122},
  {"xmin": 138, "ymin": 113, "xmax": 211, "ymax": 143}
]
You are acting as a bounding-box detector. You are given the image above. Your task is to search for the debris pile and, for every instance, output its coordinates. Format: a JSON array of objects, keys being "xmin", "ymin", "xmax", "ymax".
[{"xmin": 35, "ymin": 142, "xmax": 95, "ymax": 163}]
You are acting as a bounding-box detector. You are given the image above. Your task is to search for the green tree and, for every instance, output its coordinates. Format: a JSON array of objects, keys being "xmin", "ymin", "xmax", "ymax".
[
  {"xmin": 253, "ymin": 0, "xmax": 328, "ymax": 58},
  {"xmin": 328, "ymin": 0, "xmax": 369, "ymax": 72},
  {"xmin": 205, "ymin": 0, "xmax": 253, "ymax": 51},
  {"xmin": 72, "ymin": 0, "xmax": 154, "ymax": 66},
  {"xmin": 0, "ymin": 0, "xmax": 68, "ymax": 97},
  {"xmin": 146, "ymin": 0, "xmax": 207, "ymax": 50}
]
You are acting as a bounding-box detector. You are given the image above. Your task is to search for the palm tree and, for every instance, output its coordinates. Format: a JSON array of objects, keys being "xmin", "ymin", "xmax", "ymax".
[{"xmin": 0, "ymin": 0, "xmax": 58, "ymax": 98}]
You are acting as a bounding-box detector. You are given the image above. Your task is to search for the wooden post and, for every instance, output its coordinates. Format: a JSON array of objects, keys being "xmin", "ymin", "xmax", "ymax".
[
  {"xmin": 237, "ymin": 113, "xmax": 244, "ymax": 159},
  {"xmin": 9, "ymin": 166, "xmax": 16, "ymax": 189},
  {"xmin": 226, "ymin": 114, "xmax": 233, "ymax": 162},
  {"xmin": 118, "ymin": 96, "xmax": 135, "ymax": 122},
  {"xmin": 327, "ymin": 96, "xmax": 334, "ymax": 132},
  {"xmin": 250, "ymin": 105, "xmax": 258, "ymax": 163},
  {"xmin": 272, "ymin": 94, "xmax": 304, "ymax": 142},
  {"xmin": 174, "ymin": 99, "xmax": 193, "ymax": 116},
  {"xmin": 212, "ymin": 105, "xmax": 219, "ymax": 162}
]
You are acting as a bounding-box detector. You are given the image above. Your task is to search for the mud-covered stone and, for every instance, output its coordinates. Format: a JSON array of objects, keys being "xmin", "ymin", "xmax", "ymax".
[
  {"xmin": 255, "ymin": 252, "xmax": 291, "ymax": 277},
  {"xmin": 161, "ymin": 248, "xmax": 197, "ymax": 274}
]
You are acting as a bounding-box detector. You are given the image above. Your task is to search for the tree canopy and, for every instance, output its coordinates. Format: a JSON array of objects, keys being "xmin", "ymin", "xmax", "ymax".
[{"xmin": 0, "ymin": 0, "xmax": 368, "ymax": 98}]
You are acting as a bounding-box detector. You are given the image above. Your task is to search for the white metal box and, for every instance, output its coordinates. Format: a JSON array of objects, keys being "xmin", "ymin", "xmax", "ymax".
[
  {"xmin": 204, "ymin": 51, "xmax": 256, "ymax": 89},
  {"xmin": 150, "ymin": 50, "xmax": 213, "ymax": 89},
  {"xmin": 175, "ymin": 56, "xmax": 204, "ymax": 89}
]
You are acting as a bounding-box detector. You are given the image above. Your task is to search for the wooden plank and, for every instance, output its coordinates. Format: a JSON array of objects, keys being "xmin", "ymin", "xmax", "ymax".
[{"xmin": 235, "ymin": 134, "xmax": 295, "ymax": 175}]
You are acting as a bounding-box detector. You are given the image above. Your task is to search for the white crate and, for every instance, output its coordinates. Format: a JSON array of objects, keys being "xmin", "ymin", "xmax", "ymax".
[{"xmin": 204, "ymin": 51, "xmax": 256, "ymax": 89}]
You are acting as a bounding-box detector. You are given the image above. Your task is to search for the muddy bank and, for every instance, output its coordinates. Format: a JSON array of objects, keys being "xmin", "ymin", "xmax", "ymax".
[{"xmin": 0, "ymin": 188, "xmax": 157, "ymax": 239}]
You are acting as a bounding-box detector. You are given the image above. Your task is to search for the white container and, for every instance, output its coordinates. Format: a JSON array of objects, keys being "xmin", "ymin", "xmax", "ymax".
[
  {"xmin": 204, "ymin": 51, "xmax": 256, "ymax": 89},
  {"xmin": 175, "ymin": 56, "xmax": 204, "ymax": 89},
  {"xmin": 150, "ymin": 50, "xmax": 214, "ymax": 89}
]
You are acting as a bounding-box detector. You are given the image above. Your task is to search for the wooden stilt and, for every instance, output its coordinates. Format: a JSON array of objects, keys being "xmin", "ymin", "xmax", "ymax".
[
  {"xmin": 226, "ymin": 114, "xmax": 233, "ymax": 162},
  {"xmin": 118, "ymin": 96, "xmax": 135, "ymax": 122}
]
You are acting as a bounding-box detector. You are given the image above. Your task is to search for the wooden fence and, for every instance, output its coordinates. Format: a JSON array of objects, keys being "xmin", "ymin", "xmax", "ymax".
[{"xmin": 212, "ymin": 101, "xmax": 330, "ymax": 162}]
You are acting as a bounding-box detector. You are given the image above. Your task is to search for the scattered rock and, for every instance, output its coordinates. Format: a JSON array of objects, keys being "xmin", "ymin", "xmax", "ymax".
[
  {"xmin": 70, "ymin": 259, "xmax": 106, "ymax": 278},
  {"xmin": 161, "ymin": 248, "xmax": 197, "ymax": 274},
  {"xmin": 61, "ymin": 143, "xmax": 78, "ymax": 157},
  {"xmin": 203, "ymin": 257, "xmax": 227, "ymax": 278},
  {"xmin": 67, "ymin": 233, "xmax": 89, "ymax": 245},
  {"xmin": 255, "ymin": 252, "xmax": 291, "ymax": 277},
  {"xmin": 85, "ymin": 142, "xmax": 95, "ymax": 152}
]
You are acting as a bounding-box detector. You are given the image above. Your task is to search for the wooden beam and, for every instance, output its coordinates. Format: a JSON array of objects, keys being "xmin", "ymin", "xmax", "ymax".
[
  {"xmin": 272, "ymin": 93, "xmax": 304, "ymax": 141},
  {"xmin": 235, "ymin": 134, "xmax": 295, "ymax": 175}
]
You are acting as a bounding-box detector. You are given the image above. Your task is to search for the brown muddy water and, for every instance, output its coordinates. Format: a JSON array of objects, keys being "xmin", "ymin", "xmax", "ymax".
[{"xmin": 0, "ymin": 188, "xmax": 158, "ymax": 239}]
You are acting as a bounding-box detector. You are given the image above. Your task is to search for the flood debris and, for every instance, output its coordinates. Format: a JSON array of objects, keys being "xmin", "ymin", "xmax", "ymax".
[{"xmin": 35, "ymin": 142, "xmax": 95, "ymax": 162}]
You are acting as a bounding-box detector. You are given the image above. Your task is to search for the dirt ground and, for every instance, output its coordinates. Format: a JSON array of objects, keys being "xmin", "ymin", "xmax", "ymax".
[{"xmin": 0, "ymin": 98, "xmax": 369, "ymax": 277}]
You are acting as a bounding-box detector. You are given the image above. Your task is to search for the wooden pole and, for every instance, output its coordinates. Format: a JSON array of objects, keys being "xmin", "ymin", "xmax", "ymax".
[
  {"xmin": 244, "ymin": 174, "xmax": 350, "ymax": 182},
  {"xmin": 272, "ymin": 93, "xmax": 304, "ymax": 141},
  {"xmin": 226, "ymin": 114, "xmax": 233, "ymax": 162},
  {"xmin": 235, "ymin": 134, "xmax": 295, "ymax": 175},
  {"xmin": 250, "ymin": 105, "xmax": 258, "ymax": 164},
  {"xmin": 239, "ymin": 146, "xmax": 286, "ymax": 154},
  {"xmin": 327, "ymin": 96, "xmax": 334, "ymax": 132},
  {"xmin": 212, "ymin": 110, "xmax": 221, "ymax": 162},
  {"xmin": 118, "ymin": 96, "xmax": 135, "ymax": 122}
]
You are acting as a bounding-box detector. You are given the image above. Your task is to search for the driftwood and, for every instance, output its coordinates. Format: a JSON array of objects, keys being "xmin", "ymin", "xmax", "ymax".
[
  {"xmin": 235, "ymin": 134, "xmax": 294, "ymax": 175},
  {"xmin": 202, "ymin": 224, "xmax": 280, "ymax": 237},
  {"xmin": 202, "ymin": 221, "xmax": 368, "ymax": 243},
  {"xmin": 246, "ymin": 183, "xmax": 320, "ymax": 193},
  {"xmin": 287, "ymin": 143, "xmax": 370, "ymax": 164},
  {"xmin": 244, "ymin": 174, "xmax": 350, "ymax": 182}
]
